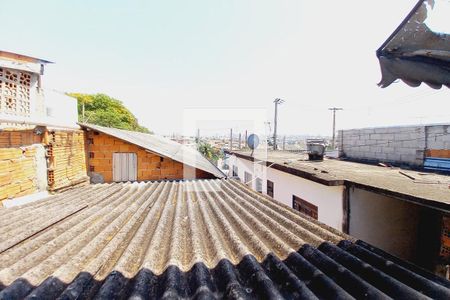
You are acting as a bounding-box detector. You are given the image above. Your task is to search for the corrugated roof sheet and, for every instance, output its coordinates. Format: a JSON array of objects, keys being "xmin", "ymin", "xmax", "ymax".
[
  {"xmin": 79, "ymin": 123, "xmax": 225, "ymax": 179},
  {"xmin": 0, "ymin": 179, "xmax": 449, "ymax": 299},
  {"xmin": 0, "ymin": 50, "xmax": 53, "ymax": 64},
  {"xmin": 377, "ymin": 0, "xmax": 450, "ymax": 89}
]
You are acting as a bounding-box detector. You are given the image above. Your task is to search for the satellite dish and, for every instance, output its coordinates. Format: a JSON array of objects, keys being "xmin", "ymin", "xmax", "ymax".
[{"xmin": 247, "ymin": 134, "xmax": 260, "ymax": 150}]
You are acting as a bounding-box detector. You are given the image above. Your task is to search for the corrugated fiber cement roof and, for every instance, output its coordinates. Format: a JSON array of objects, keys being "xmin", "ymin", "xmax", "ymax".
[{"xmin": 1, "ymin": 179, "xmax": 450, "ymax": 299}]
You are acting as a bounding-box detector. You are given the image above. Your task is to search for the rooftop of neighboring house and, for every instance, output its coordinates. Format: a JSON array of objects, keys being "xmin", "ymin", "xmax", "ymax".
[
  {"xmin": 229, "ymin": 150, "xmax": 450, "ymax": 209},
  {"xmin": 0, "ymin": 50, "xmax": 52, "ymax": 74},
  {"xmin": 79, "ymin": 123, "xmax": 225, "ymax": 179},
  {"xmin": 1, "ymin": 178, "xmax": 449, "ymax": 299}
]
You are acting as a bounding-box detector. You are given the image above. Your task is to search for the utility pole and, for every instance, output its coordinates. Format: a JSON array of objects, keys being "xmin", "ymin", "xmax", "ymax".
[
  {"xmin": 238, "ymin": 133, "xmax": 242, "ymax": 149},
  {"xmin": 273, "ymin": 98, "xmax": 285, "ymax": 150},
  {"xmin": 283, "ymin": 136, "xmax": 286, "ymax": 150},
  {"xmin": 244, "ymin": 130, "xmax": 248, "ymax": 147},
  {"xmin": 229, "ymin": 128, "xmax": 233, "ymax": 151},
  {"xmin": 196, "ymin": 128, "xmax": 200, "ymax": 144},
  {"xmin": 328, "ymin": 107, "xmax": 343, "ymax": 149},
  {"xmin": 82, "ymin": 103, "xmax": 85, "ymax": 122}
]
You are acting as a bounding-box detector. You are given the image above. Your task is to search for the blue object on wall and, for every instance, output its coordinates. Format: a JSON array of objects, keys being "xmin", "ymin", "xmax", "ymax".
[{"xmin": 424, "ymin": 157, "xmax": 450, "ymax": 172}]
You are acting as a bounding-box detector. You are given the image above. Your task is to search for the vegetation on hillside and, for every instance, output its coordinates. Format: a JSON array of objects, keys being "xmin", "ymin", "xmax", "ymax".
[{"xmin": 68, "ymin": 93, "xmax": 151, "ymax": 133}]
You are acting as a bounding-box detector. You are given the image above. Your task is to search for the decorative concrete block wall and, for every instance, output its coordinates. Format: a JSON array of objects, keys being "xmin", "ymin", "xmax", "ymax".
[{"xmin": 338, "ymin": 124, "xmax": 450, "ymax": 167}]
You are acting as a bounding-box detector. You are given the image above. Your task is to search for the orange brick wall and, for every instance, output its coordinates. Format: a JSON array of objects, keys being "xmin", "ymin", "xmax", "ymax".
[
  {"xmin": 87, "ymin": 131, "xmax": 215, "ymax": 182},
  {"xmin": 0, "ymin": 128, "xmax": 89, "ymax": 196},
  {"xmin": 0, "ymin": 129, "xmax": 42, "ymax": 148},
  {"xmin": 0, "ymin": 147, "xmax": 39, "ymax": 204},
  {"xmin": 426, "ymin": 149, "xmax": 450, "ymax": 159},
  {"xmin": 47, "ymin": 130, "xmax": 88, "ymax": 191}
]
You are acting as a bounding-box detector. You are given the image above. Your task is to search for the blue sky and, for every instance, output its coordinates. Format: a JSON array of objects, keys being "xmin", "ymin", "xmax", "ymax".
[{"xmin": 2, "ymin": 0, "xmax": 448, "ymax": 136}]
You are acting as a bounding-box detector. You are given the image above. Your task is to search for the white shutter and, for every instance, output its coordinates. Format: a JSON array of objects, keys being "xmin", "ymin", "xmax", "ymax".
[{"xmin": 113, "ymin": 153, "xmax": 137, "ymax": 182}]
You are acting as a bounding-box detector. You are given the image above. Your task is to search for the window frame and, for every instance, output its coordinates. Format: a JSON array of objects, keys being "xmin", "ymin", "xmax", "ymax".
[
  {"xmin": 244, "ymin": 171, "xmax": 252, "ymax": 187},
  {"xmin": 255, "ymin": 177, "xmax": 262, "ymax": 193},
  {"xmin": 292, "ymin": 195, "xmax": 318, "ymax": 220},
  {"xmin": 232, "ymin": 165, "xmax": 238, "ymax": 177},
  {"xmin": 267, "ymin": 180, "xmax": 274, "ymax": 198}
]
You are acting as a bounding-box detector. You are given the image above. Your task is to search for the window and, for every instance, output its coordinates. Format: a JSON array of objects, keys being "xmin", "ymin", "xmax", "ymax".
[
  {"xmin": 244, "ymin": 171, "xmax": 252, "ymax": 187},
  {"xmin": 267, "ymin": 180, "xmax": 274, "ymax": 198},
  {"xmin": 232, "ymin": 165, "xmax": 238, "ymax": 177},
  {"xmin": 255, "ymin": 178, "xmax": 262, "ymax": 193},
  {"xmin": 292, "ymin": 195, "xmax": 318, "ymax": 220}
]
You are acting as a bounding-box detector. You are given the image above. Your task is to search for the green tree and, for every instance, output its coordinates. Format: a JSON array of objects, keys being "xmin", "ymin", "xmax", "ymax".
[
  {"xmin": 68, "ymin": 93, "xmax": 151, "ymax": 133},
  {"xmin": 197, "ymin": 141, "xmax": 222, "ymax": 165}
]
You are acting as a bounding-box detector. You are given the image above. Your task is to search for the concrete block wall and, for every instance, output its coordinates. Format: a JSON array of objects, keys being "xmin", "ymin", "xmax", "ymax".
[
  {"xmin": 338, "ymin": 124, "xmax": 450, "ymax": 167},
  {"xmin": 425, "ymin": 125, "xmax": 450, "ymax": 158},
  {"xmin": 87, "ymin": 131, "xmax": 215, "ymax": 182}
]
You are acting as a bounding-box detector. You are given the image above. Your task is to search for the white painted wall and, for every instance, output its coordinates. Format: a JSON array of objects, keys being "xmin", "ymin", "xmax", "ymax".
[
  {"xmin": 0, "ymin": 67, "xmax": 79, "ymax": 129},
  {"xmin": 43, "ymin": 90, "xmax": 79, "ymax": 128},
  {"xmin": 348, "ymin": 187, "xmax": 420, "ymax": 261},
  {"xmin": 229, "ymin": 155, "xmax": 345, "ymax": 231}
]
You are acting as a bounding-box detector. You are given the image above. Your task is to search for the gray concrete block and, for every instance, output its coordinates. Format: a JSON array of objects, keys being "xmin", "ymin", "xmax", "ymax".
[
  {"xmin": 395, "ymin": 148, "xmax": 417, "ymax": 156},
  {"xmin": 386, "ymin": 153, "xmax": 402, "ymax": 161},
  {"xmin": 401, "ymin": 140, "xmax": 419, "ymax": 148},
  {"xmin": 429, "ymin": 141, "xmax": 445, "ymax": 149},
  {"xmin": 394, "ymin": 133, "xmax": 410, "ymax": 140},
  {"xmin": 374, "ymin": 128, "xmax": 388, "ymax": 134},
  {"xmin": 382, "ymin": 147, "xmax": 395, "ymax": 154},
  {"xmin": 375, "ymin": 153, "xmax": 387, "ymax": 160},
  {"xmin": 400, "ymin": 154, "xmax": 416, "ymax": 163}
]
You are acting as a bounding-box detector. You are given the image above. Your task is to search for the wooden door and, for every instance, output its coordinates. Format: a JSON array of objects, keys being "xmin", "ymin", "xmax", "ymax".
[{"xmin": 113, "ymin": 153, "xmax": 137, "ymax": 182}]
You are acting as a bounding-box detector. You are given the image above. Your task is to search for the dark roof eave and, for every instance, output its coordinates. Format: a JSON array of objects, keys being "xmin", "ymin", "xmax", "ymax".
[
  {"xmin": 377, "ymin": 55, "xmax": 450, "ymax": 89},
  {"xmin": 376, "ymin": 0, "xmax": 450, "ymax": 89},
  {"xmin": 347, "ymin": 181, "xmax": 450, "ymax": 213}
]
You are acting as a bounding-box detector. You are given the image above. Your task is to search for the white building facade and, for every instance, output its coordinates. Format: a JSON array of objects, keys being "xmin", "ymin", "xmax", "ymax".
[
  {"xmin": 228, "ymin": 154, "xmax": 345, "ymax": 231},
  {"xmin": 0, "ymin": 50, "xmax": 78, "ymax": 129}
]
